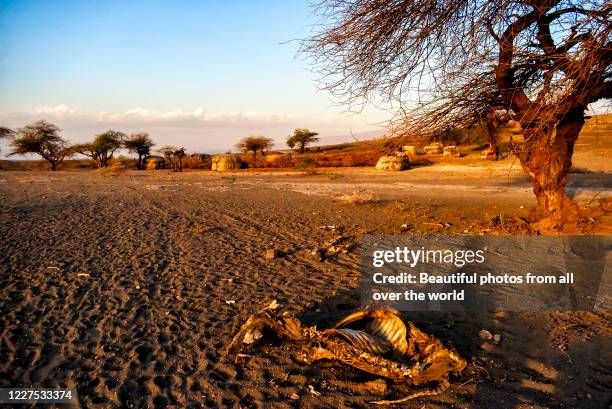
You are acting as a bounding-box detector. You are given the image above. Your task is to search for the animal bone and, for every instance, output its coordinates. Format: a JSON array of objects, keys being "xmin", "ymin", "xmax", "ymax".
[{"xmin": 227, "ymin": 301, "xmax": 467, "ymax": 404}]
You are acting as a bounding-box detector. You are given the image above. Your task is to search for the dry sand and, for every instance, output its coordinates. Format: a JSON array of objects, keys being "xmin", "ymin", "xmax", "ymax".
[{"xmin": 0, "ymin": 168, "xmax": 610, "ymax": 408}]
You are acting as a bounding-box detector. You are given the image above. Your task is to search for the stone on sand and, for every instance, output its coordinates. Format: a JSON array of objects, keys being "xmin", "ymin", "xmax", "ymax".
[{"xmin": 265, "ymin": 249, "xmax": 279, "ymax": 259}]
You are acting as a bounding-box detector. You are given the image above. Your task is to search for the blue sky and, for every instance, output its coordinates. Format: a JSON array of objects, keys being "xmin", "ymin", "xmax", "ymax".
[{"xmin": 0, "ymin": 0, "xmax": 389, "ymax": 152}]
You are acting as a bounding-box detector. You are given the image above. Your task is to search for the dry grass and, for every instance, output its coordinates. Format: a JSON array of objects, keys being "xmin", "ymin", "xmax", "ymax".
[
  {"xmin": 0, "ymin": 159, "xmax": 98, "ymax": 171},
  {"xmin": 338, "ymin": 191, "xmax": 379, "ymax": 205},
  {"xmin": 0, "ymin": 158, "xmax": 138, "ymax": 171},
  {"xmin": 310, "ymin": 151, "xmax": 380, "ymax": 167},
  {"xmin": 95, "ymin": 160, "xmax": 129, "ymax": 176},
  {"xmin": 240, "ymin": 151, "xmax": 381, "ymax": 169}
]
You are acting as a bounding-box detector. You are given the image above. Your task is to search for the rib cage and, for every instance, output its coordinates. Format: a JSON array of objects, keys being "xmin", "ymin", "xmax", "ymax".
[
  {"xmin": 329, "ymin": 328, "xmax": 392, "ymax": 355},
  {"xmin": 336, "ymin": 310, "xmax": 410, "ymax": 356},
  {"xmin": 228, "ymin": 300, "xmax": 467, "ymax": 404}
]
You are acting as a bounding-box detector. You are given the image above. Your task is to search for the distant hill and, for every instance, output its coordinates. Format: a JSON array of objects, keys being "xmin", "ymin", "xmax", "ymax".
[
  {"xmin": 319, "ymin": 129, "xmax": 387, "ymax": 145},
  {"xmin": 308, "ymin": 113, "xmax": 612, "ymax": 154}
]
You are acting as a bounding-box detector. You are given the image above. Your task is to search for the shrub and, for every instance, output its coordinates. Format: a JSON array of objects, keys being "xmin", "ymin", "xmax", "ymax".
[
  {"xmin": 266, "ymin": 155, "xmax": 294, "ymax": 168},
  {"xmin": 294, "ymin": 156, "xmax": 318, "ymax": 174},
  {"xmin": 312, "ymin": 151, "xmax": 380, "ymax": 167}
]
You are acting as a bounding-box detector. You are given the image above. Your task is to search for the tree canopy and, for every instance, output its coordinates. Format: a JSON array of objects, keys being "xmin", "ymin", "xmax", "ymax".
[
  {"xmin": 158, "ymin": 146, "xmax": 186, "ymax": 172},
  {"xmin": 236, "ymin": 136, "xmax": 274, "ymax": 160},
  {"xmin": 73, "ymin": 130, "xmax": 126, "ymax": 168},
  {"xmin": 286, "ymin": 129, "xmax": 320, "ymax": 153},
  {"xmin": 9, "ymin": 120, "xmax": 72, "ymax": 170},
  {"xmin": 304, "ymin": 0, "xmax": 610, "ymax": 132},
  {"xmin": 124, "ymin": 132, "xmax": 155, "ymax": 170}
]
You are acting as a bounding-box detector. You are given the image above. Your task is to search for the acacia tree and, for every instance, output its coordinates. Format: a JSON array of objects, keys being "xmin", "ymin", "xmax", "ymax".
[
  {"xmin": 158, "ymin": 146, "xmax": 186, "ymax": 172},
  {"xmin": 73, "ymin": 130, "xmax": 125, "ymax": 168},
  {"xmin": 158, "ymin": 146, "xmax": 176, "ymax": 170},
  {"xmin": 174, "ymin": 147, "xmax": 186, "ymax": 172},
  {"xmin": 124, "ymin": 132, "xmax": 155, "ymax": 170},
  {"xmin": 236, "ymin": 135, "xmax": 274, "ymax": 162},
  {"xmin": 286, "ymin": 129, "xmax": 319, "ymax": 153},
  {"xmin": 9, "ymin": 120, "xmax": 73, "ymax": 170},
  {"xmin": 304, "ymin": 0, "xmax": 610, "ymax": 229}
]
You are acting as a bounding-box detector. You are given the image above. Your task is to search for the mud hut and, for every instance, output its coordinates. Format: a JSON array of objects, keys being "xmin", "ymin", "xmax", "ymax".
[
  {"xmin": 375, "ymin": 154, "xmax": 409, "ymax": 171},
  {"xmin": 424, "ymin": 142, "xmax": 443, "ymax": 155},
  {"xmin": 145, "ymin": 155, "xmax": 166, "ymax": 170},
  {"xmin": 211, "ymin": 154, "xmax": 242, "ymax": 171}
]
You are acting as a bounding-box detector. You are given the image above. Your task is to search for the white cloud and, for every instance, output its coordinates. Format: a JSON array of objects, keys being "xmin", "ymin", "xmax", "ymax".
[
  {"xmin": 0, "ymin": 105, "xmax": 387, "ymax": 154},
  {"xmin": 32, "ymin": 104, "xmax": 76, "ymax": 117},
  {"xmin": 96, "ymin": 107, "xmax": 302, "ymax": 123}
]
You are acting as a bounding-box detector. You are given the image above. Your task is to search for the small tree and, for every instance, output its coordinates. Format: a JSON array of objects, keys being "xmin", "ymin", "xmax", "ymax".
[
  {"xmin": 236, "ymin": 135, "xmax": 274, "ymax": 161},
  {"xmin": 286, "ymin": 138, "xmax": 296, "ymax": 150},
  {"xmin": 255, "ymin": 136, "xmax": 273, "ymax": 156},
  {"xmin": 286, "ymin": 129, "xmax": 319, "ymax": 154},
  {"xmin": 174, "ymin": 147, "xmax": 186, "ymax": 172},
  {"xmin": 159, "ymin": 146, "xmax": 176, "ymax": 169},
  {"xmin": 73, "ymin": 130, "xmax": 125, "ymax": 168},
  {"xmin": 158, "ymin": 146, "xmax": 186, "ymax": 172},
  {"xmin": 124, "ymin": 132, "xmax": 155, "ymax": 170},
  {"xmin": 9, "ymin": 120, "xmax": 72, "ymax": 170}
]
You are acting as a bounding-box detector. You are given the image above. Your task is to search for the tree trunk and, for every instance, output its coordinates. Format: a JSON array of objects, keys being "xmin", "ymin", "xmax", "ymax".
[
  {"xmin": 517, "ymin": 109, "xmax": 584, "ymax": 229},
  {"xmin": 300, "ymin": 143, "xmax": 305, "ymax": 154}
]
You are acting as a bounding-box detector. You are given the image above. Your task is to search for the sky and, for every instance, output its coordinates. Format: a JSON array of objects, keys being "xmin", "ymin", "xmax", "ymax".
[{"xmin": 0, "ymin": 0, "xmax": 390, "ymax": 154}]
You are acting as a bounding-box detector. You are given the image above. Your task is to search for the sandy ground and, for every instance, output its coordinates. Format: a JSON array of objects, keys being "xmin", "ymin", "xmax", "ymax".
[{"xmin": 0, "ymin": 167, "xmax": 610, "ymax": 409}]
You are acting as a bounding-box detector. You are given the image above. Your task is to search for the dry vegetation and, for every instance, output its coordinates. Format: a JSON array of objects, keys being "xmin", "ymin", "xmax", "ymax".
[
  {"xmin": 338, "ymin": 191, "xmax": 379, "ymax": 205},
  {"xmin": 3, "ymin": 114, "xmax": 610, "ymax": 173}
]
